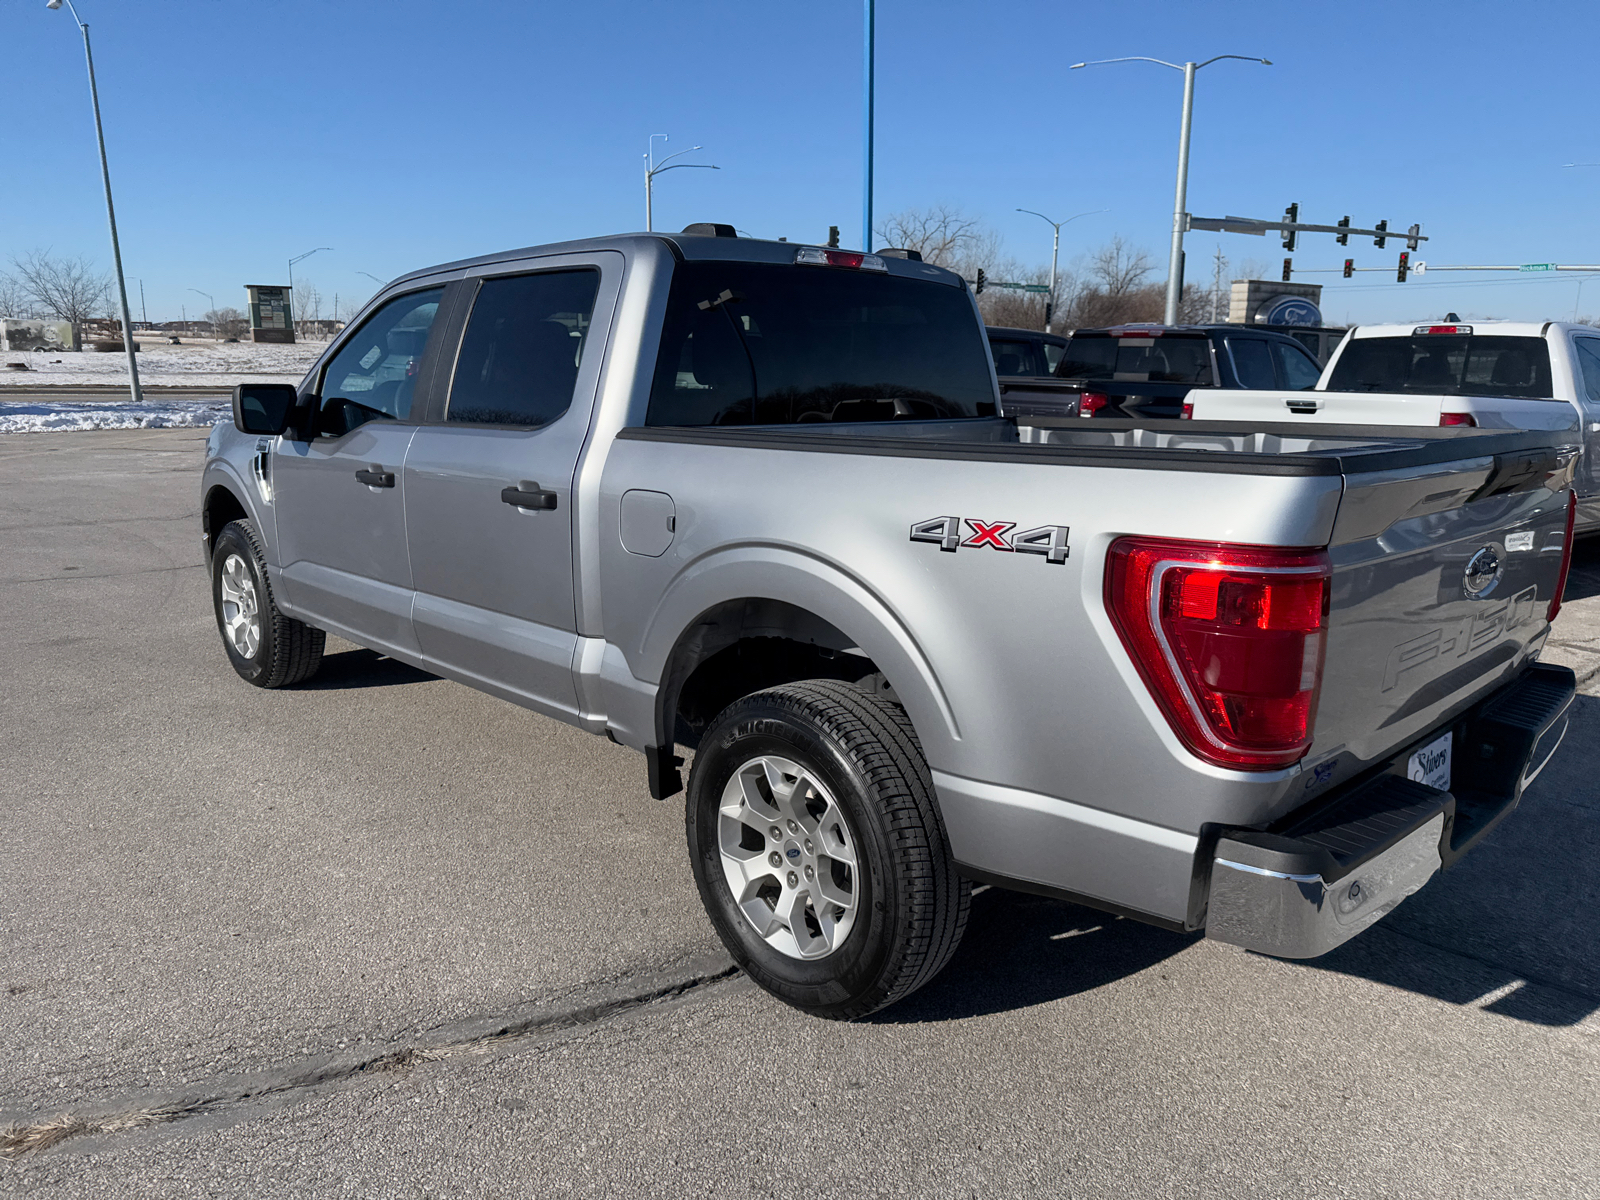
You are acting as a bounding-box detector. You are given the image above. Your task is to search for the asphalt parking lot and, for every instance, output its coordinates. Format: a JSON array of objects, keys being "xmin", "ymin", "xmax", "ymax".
[{"xmin": 2, "ymin": 428, "xmax": 1598, "ymax": 1198}]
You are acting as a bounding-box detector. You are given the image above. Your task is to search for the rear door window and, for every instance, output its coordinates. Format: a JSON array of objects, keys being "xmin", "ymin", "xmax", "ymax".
[
  {"xmin": 446, "ymin": 269, "xmax": 601, "ymax": 427},
  {"xmin": 1227, "ymin": 338, "xmax": 1277, "ymax": 389},
  {"xmin": 646, "ymin": 260, "xmax": 996, "ymax": 426},
  {"xmin": 1056, "ymin": 335, "xmax": 1213, "ymax": 384},
  {"xmin": 1271, "ymin": 340, "xmax": 1322, "ymax": 390},
  {"xmin": 1571, "ymin": 338, "xmax": 1600, "ymax": 408},
  {"xmin": 1326, "ymin": 335, "xmax": 1554, "ymax": 398},
  {"xmin": 1042, "ymin": 341, "xmax": 1065, "ymax": 373},
  {"xmin": 989, "ymin": 339, "xmax": 1036, "ymax": 377}
]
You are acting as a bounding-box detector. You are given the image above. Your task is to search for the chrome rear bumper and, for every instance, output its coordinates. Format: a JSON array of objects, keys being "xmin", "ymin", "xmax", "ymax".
[{"xmin": 1205, "ymin": 662, "xmax": 1575, "ymax": 960}]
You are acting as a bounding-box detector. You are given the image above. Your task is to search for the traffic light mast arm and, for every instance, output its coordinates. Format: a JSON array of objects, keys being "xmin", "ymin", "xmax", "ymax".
[{"xmin": 1188, "ymin": 214, "xmax": 1427, "ymax": 250}]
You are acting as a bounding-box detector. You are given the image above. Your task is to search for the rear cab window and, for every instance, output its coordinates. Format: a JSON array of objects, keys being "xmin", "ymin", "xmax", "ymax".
[
  {"xmin": 646, "ymin": 261, "xmax": 996, "ymax": 426},
  {"xmin": 1327, "ymin": 333, "xmax": 1555, "ymax": 399},
  {"xmin": 1055, "ymin": 333, "xmax": 1214, "ymax": 385},
  {"xmin": 989, "ymin": 338, "xmax": 1037, "ymax": 377}
]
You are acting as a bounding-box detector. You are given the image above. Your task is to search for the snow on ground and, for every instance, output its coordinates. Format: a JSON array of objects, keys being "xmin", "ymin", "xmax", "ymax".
[
  {"xmin": 0, "ymin": 339, "xmax": 325, "ymax": 387},
  {"xmin": 0, "ymin": 398, "xmax": 229, "ymax": 434}
]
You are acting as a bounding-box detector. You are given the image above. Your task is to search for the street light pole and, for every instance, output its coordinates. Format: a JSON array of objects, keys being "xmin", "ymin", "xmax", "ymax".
[
  {"xmin": 863, "ymin": 0, "xmax": 875, "ymax": 253},
  {"xmin": 188, "ymin": 288, "xmax": 214, "ymax": 337},
  {"xmin": 1071, "ymin": 54, "xmax": 1270, "ymax": 325},
  {"xmin": 1016, "ymin": 208, "xmax": 1107, "ymax": 333},
  {"xmin": 288, "ymin": 247, "xmax": 332, "ymax": 337},
  {"xmin": 643, "ymin": 136, "xmax": 718, "ymax": 232},
  {"xmin": 46, "ymin": 0, "xmax": 141, "ymax": 403}
]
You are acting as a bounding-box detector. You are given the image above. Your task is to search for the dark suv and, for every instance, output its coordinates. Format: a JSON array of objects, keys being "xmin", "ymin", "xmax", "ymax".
[
  {"xmin": 986, "ymin": 326, "xmax": 1069, "ymax": 378},
  {"xmin": 1050, "ymin": 324, "xmax": 1324, "ymax": 419}
]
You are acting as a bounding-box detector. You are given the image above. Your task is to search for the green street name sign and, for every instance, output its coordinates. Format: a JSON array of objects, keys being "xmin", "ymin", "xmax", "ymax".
[{"xmin": 1519, "ymin": 263, "xmax": 1557, "ymax": 272}]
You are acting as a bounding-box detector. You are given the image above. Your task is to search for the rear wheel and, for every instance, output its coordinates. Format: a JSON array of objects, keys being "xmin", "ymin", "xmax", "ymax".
[
  {"xmin": 686, "ymin": 679, "xmax": 969, "ymax": 1019},
  {"xmin": 211, "ymin": 519, "xmax": 324, "ymax": 688}
]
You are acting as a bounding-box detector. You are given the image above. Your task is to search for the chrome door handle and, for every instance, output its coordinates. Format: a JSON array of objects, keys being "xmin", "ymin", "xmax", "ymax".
[
  {"xmin": 354, "ymin": 466, "xmax": 395, "ymax": 488},
  {"xmin": 502, "ymin": 481, "xmax": 557, "ymax": 511}
]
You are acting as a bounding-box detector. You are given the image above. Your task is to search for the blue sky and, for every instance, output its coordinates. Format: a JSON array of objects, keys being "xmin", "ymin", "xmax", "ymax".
[{"xmin": 3, "ymin": 0, "xmax": 1598, "ymax": 326}]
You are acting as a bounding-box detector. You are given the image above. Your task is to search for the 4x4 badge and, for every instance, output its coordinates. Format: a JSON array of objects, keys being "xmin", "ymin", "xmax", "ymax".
[{"xmin": 909, "ymin": 516, "xmax": 1070, "ymax": 564}]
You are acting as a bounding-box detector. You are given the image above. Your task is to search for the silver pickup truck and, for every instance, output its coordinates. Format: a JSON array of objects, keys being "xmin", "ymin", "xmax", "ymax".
[{"xmin": 203, "ymin": 228, "xmax": 1580, "ymax": 1018}]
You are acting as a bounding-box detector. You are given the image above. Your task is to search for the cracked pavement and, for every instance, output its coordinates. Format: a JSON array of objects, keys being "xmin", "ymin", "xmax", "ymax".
[{"xmin": 2, "ymin": 429, "xmax": 1597, "ymax": 1197}]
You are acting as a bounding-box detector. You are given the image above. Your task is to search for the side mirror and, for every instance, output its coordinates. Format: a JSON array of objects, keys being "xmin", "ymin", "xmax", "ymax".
[{"xmin": 232, "ymin": 383, "xmax": 300, "ymax": 436}]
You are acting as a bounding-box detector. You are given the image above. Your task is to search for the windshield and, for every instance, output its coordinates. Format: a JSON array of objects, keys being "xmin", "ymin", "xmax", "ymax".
[
  {"xmin": 1055, "ymin": 334, "xmax": 1214, "ymax": 385},
  {"xmin": 1327, "ymin": 335, "xmax": 1554, "ymax": 399},
  {"xmin": 646, "ymin": 261, "xmax": 996, "ymax": 425}
]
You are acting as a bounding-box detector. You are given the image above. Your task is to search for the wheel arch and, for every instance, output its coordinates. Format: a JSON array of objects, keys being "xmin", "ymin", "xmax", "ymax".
[{"xmin": 639, "ymin": 547, "xmax": 961, "ymax": 797}]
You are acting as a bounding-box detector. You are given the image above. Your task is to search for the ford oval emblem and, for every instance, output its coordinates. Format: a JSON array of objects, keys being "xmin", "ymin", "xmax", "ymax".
[
  {"xmin": 786, "ymin": 847, "xmax": 801, "ymax": 861},
  {"xmin": 1463, "ymin": 547, "xmax": 1503, "ymax": 599}
]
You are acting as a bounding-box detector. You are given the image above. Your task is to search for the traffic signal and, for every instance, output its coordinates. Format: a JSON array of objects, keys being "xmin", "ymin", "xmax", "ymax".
[
  {"xmin": 1336, "ymin": 216, "xmax": 1350, "ymax": 246},
  {"xmin": 1397, "ymin": 252, "xmax": 1410, "ymax": 282},
  {"xmin": 1343, "ymin": 258, "xmax": 1354, "ymax": 279},
  {"xmin": 975, "ymin": 268, "xmax": 986, "ymax": 295},
  {"xmin": 1374, "ymin": 219, "xmax": 1388, "ymax": 249},
  {"xmin": 1282, "ymin": 258, "xmax": 1293, "ymax": 282},
  {"xmin": 1406, "ymin": 223, "xmax": 1422, "ymax": 252},
  {"xmin": 827, "ymin": 225, "xmax": 840, "ymax": 248},
  {"xmin": 1281, "ymin": 202, "xmax": 1298, "ymax": 251}
]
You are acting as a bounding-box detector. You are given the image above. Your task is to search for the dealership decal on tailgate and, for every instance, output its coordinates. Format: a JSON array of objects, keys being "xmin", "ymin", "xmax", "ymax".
[
  {"xmin": 910, "ymin": 516, "xmax": 1071, "ymax": 564},
  {"xmin": 1406, "ymin": 731, "xmax": 1452, "ymax": 792}
]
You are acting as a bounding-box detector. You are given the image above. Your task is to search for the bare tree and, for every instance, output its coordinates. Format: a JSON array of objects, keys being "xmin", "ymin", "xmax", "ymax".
[
  {"xmin": 293, "ymin": 282, "xmax": 322, "ymax": 337},
  {"xmin": 204, "ymin": 307, "xmax": 247, "ymax": 339},
  {"xmin": 0, "ymin": 271, "xmax": 37, "ymax": 318},
  {"xmin": 9, "ymin": 250, "xmax": 111, "ymax": 324},
  {"xmin": 875, "ymin": 206, "xmax": 1000, "ymax": 274}
]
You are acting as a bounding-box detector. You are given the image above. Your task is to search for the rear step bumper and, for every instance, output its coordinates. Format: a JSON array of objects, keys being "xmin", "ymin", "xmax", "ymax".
[{"xmin": 1205, "ymin": 662, "xmax": 1576, "ymax": 959}]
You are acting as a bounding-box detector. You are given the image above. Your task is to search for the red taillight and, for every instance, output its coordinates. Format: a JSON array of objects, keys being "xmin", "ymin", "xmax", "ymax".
[
  {"xmin": 794, "ymin": 247, "xmax": 887, "ymax": 272},
  {"xmin": 1180, "ymin": 402, "xmax": 1194, "ymax": 419},
  {"xmin": 1439, "ymin": 412, "xmax": 1476, "ymax": 427},
  {"xmin": 1105, "ymin": 537, "xmax": 1332, "ymax": 769},
  {"xmin": 1548, "ymin": 491, "xmax": 1578, "ymax": 623},
  {"xmin": 1413, "ymin": 324, "xmax": 1473, "ymax": 335},
  {"xmin": 1079, "ymin": 392, "xmax": 1110, "ymax": 417}
]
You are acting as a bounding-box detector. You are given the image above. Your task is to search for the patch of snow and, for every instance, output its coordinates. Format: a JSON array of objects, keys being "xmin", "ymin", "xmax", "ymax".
[
  {"xmin": 0, "ymin": 399, "xmax": 230, "ymax": 433},
  {"xmin": 0, "ymin": 339, "xmax": 326, "ymax": 387}
]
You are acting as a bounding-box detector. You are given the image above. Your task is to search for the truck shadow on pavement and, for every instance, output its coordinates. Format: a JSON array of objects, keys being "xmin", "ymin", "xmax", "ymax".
[
  {"xmin": 882, "ymin": 694, "xmax": 1600, "ymax": 1026},
  {"xmin": 1562, "ymin": 535, "xmax": 1600, "ymax": 602},
  {"xmin": 867, "ymin": 890, "xmax": 1196, "ymax": 1024},
  {"xmin": 298, "ymin": 648, "xmax": 437, "ymax": 690}
]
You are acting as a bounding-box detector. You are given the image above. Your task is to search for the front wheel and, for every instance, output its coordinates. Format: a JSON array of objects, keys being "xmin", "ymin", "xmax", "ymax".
[
  {"xmin": 686, "ymin": 680, "xmax": 969, "ymax": 1019},
  {"xmin": 211, "ymin": 518, "xmax": 324, "ymax": 688}
]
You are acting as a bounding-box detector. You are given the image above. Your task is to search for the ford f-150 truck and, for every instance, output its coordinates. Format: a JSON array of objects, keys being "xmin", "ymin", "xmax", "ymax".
[
  {"xmin": 1189, "ymin": 320, "xmax": 1600, "ymax": 534},
  {"xmin": 203, "ymin": 229, "xmax": 1580, "ymax": 1018}
]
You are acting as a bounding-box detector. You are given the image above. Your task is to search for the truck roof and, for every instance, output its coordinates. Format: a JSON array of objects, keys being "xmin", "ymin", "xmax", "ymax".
[
  {"xmin": 1348, "ymin": 320, "xmax": 1591, "ymax": 339},
  {"xmin": 385, "ymin": 231, "xmax": 967, "ymax": 291}
]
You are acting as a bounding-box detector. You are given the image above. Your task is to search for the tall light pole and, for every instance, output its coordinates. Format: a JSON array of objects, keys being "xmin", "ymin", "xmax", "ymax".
[
  {"xmin": 1071, "ymin": 54, "xmax": 1271, "ymax": 324},
  {"xmin": 288, "ymin": 247, "xmax": 331, "ymax": 337},
  {"xmin": 863, "ymin": 0, "xmax": 875, "ymax": 252},
  {"xmin": 188, "ymin": 288, "xmax": 214, "ymax": 336},
  {"xmin": 46, "ymin": 0, "xmax": 141, "ymax": 403},
  {"xmin": 643, "ymin": 136, "xmax": 718, "ymax": 232},
  {"xmin": 1016, "ymin": 208, "xmax": 1107, "ymax": 332}
]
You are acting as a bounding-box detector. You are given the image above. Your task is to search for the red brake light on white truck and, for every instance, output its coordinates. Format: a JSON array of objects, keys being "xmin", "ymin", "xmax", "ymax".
[
  {"xmin": 1105, "ymin": 538, "xmax": 1332, "ymax": 769},
  {"xmin": 1413, "ymin": 324, "xmax": 1472, "ymax": 335},
  {"xmin": 1079, "ymin": 392, "xmax": 1110, "ymax": 417},
  {"xmin": 795, "ymin": 247, "xmax": 887, "ymax": 272},
  {"xmin": 1439, "ymin": 412, "xmax": 1477, "ymax": 427}
]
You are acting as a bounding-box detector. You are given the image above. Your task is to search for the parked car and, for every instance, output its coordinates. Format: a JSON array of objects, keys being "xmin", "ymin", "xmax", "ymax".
[
  {"xmin": 204, "ymin": 229, "xmax": 1579, "ymax": 1018},
  {"xmin": 1188, "ymin": 320, "xmax": 1600, "ymax": 534},
  {"xmin": 1004, "ymin": 323, "xmax": 1326, "ymax": 420},
  {"xmin": 986, "ymin": 325, "xmax": 1068, "ymax": 377}
]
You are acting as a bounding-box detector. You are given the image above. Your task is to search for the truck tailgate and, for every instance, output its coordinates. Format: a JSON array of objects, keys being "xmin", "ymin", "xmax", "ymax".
[
  {"xmin": 1189, "ymin": 388, "xmax": 1581, "ymax": 433},
  {"xmin": 1306, "ymin": 441, "xmax": 1578, "ymax": 788}
]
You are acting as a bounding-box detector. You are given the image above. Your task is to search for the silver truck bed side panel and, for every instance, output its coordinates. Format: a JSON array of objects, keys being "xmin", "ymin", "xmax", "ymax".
[{"xmin": 594, "ymin": 436, "xmax": 1348, "ymax": 918}]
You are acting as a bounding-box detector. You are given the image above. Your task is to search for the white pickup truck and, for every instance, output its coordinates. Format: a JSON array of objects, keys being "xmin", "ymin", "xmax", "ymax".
[{"xmin": 1188, "ymin": 321, "xmax": 1600, "ymax": 533}]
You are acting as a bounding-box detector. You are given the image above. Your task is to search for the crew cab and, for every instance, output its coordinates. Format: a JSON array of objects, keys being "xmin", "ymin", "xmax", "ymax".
[
  {"xmin": 1002, "ymin": 323, "xmax": 1325, "ymax": 421},
  {"xmin": 202, "ymin": 229, "xmax": 1579, "ymax": 1018},
  {"xmin": 1189, "ymin": 321, "xmax": 1600, "ymax": 534}
]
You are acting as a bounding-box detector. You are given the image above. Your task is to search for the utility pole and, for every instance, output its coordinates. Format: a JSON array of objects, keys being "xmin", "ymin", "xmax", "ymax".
[
  {"xmin": 1211, "ymin": 245, "xmax": 1226, "ymax": 322},
  {"xmin": 138, "ymin": 278, "xmax": 146, "ymax": 326},
  {"xmin": 643, "ymin": 135, "xmax": 717, "ymax": 232}
]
